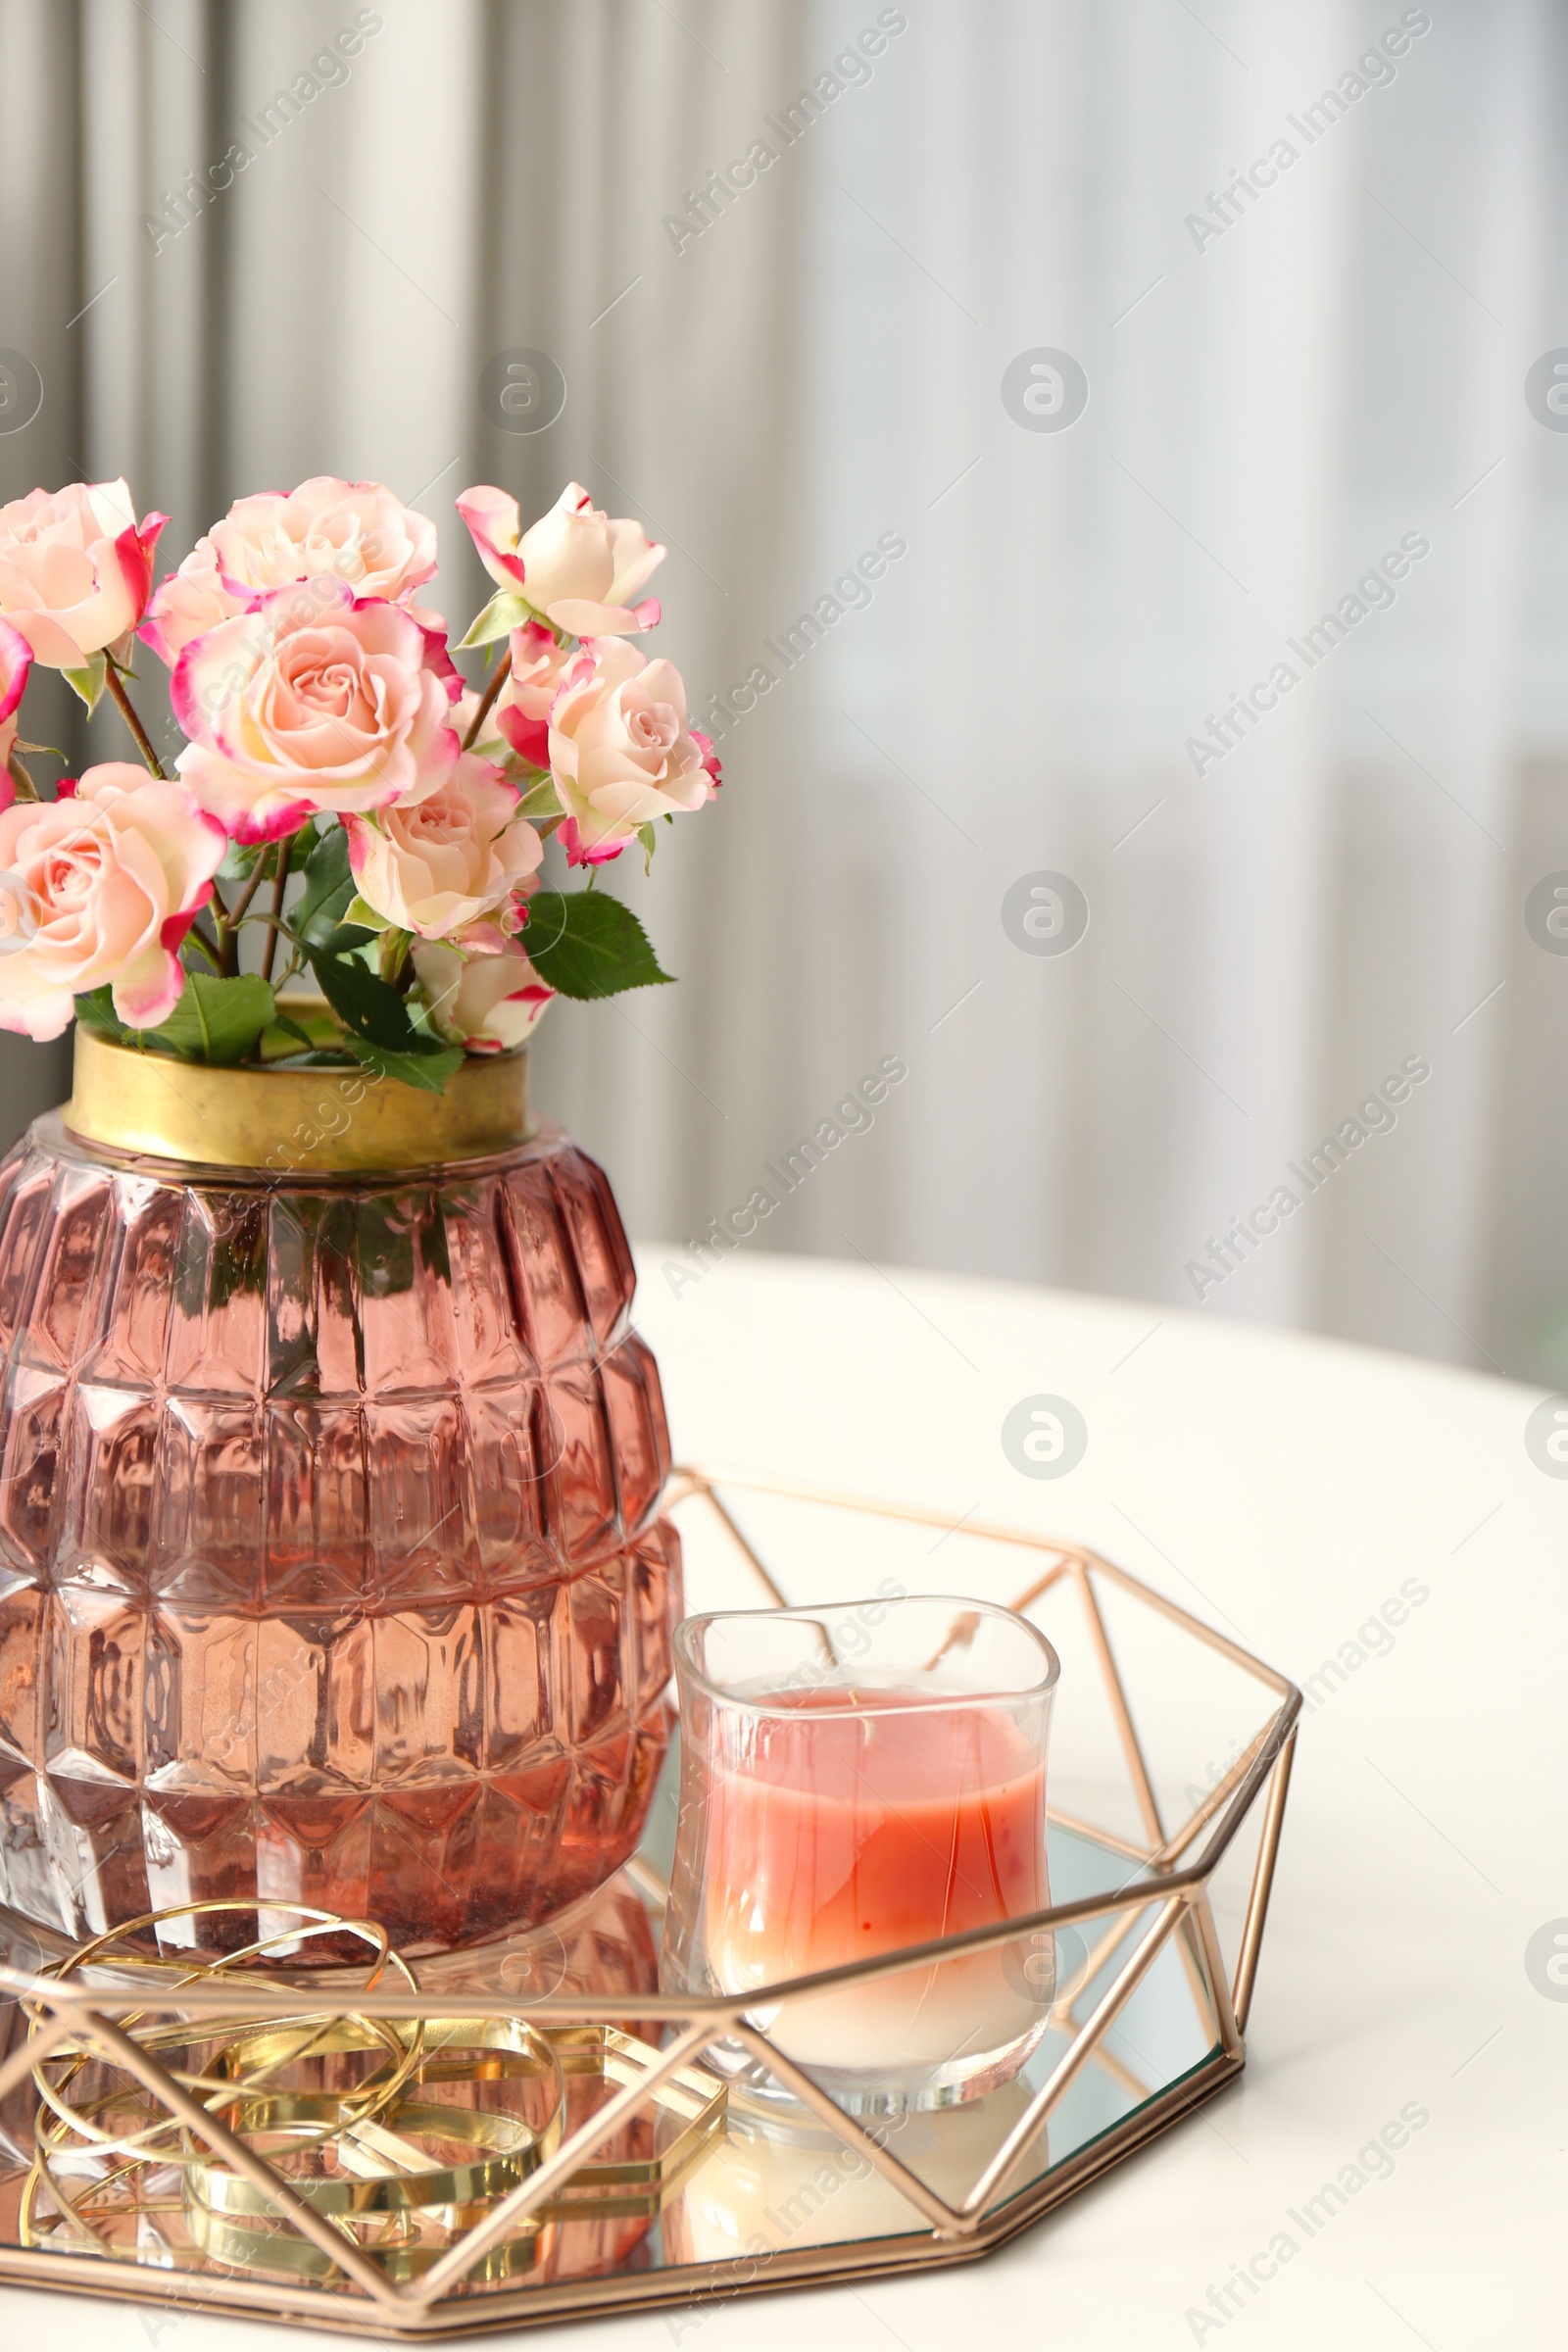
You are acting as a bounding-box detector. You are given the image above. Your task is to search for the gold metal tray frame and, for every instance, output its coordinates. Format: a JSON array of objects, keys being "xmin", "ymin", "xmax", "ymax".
[{"xmin": 0, "ymin": 1466, "xmax": 1300, "ymax": 2337}]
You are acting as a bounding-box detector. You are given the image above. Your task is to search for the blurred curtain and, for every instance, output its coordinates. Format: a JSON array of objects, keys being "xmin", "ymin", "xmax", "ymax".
[
  {"xmin": 0, "ymin": 2, "xmax": 86, "ymax": 1130},
  {"xmin": 2, "ymin": 0, "xmax": 1564, "ymax": 1385}
]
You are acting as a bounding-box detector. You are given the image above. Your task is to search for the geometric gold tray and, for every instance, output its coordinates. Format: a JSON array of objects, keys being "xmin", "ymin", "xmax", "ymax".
[{"xmin": 0, "ymin": 1465, "xmax": 1300, "ymax": 2336}]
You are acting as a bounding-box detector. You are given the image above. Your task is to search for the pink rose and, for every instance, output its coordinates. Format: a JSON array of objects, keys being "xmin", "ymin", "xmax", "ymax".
[
  {"xmin": 172, "ymin": 580, "xmax": 460, "ymax": 843},
  {"xmin": 137, "ymin": 534, "xmax": 236, "ymax": 671},
  {"xmin": 344, "ymin": 752, "xmax": 543, "ymax": 939},
  {"xmin": 411, "ymin": 937, "xmax": 553, "ymax": 1053},
  {"xmin": 141, "ymin": 475, "xmax": 439, "ymax": 667},
  {"xmin": 547, "ymin": 638, "xmax": 720, "ymax": 865},
  {"xmin": 456, "ymin": 482, "xmax": 663, "ymax": 637},
  {"xmin": 451, "ymin": 622, "xmax": 568, "ymax": 763},
  {"xmin": 0, "ymin": 618, "xmax": 31, "ymax": 798},
  {"xmin": 0, "ymin": 480, "xmax": 167, "ymax": 669},
  {"xmin": 494, "ymin": 619, "xmax": 573, "ymax": 768},
  {"xmin": 0, "ymin": 762, "xmax": 224, "ymax": 1040}
]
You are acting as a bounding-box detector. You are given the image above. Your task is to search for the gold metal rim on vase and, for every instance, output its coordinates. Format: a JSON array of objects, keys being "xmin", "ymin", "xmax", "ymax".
[{"xmin": 65, "ymin": 1019, "xmax": 532, "ymax": 1175}]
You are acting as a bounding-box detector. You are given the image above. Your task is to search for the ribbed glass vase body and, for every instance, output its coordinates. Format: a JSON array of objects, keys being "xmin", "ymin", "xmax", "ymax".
[{"xmin": 0, "ymin": 1111, "xmax": 679, "ymax": 1956}]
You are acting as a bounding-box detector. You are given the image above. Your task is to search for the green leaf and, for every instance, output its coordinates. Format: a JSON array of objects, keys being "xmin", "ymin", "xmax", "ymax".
[
  {"xmin": 313, "ymin": 923, "xmax": 376, "ymax": 958},
  {"xmin": 520, "ymin": 889, "xmax": 673, "ymax": 1001},
  {"xmin": 258, "ymin": 1011, "xmax": 318, "ymax": 1059},
  {"xmin": 341, "ymin": 1037, "xmax": 466, "ymax": 1094},
  {"xmin": 305, "ymin": 943, "xmax": 424, "ymax": 1051},
  {"xmin": 62, "ymin": 652, "xmax": 108, "ymax": 713},
  {"xmin": 457, "ymin": 588, "xmax": 533, "ymax": 650},
  {"xmin": 217, "ymin": 838, "xmax": 268, "ymax": 885},
  {"xmin": 516, "ymin": 776, "xmax": 564, "ymax": 823},
  {"xmin": 270, "ymin": 1000, "xmax": 344, "ymax": 1050},
  {"xmin": 214, "ymin": 829, "xmax": 308, "ymax": 922},
  {"xmin": 293, "ymin": 823, "xmax": 357, "ymax": 944},
  {"xmin": 145, "ymin": 973, "xmax": 276, "ymax": 1065},
  {"xmin": 73, "ymin": 985, "xmax": 137, "ymax": 1046},
  {"xmin": 344, "ymin": 894, "xmax": 387, "ymax": 933}
]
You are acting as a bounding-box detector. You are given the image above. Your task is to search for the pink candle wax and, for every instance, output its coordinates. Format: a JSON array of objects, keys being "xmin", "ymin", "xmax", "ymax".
[{"xmin": 705, "ymin": 1690, "xmax": 1050, "ymax": 2073}]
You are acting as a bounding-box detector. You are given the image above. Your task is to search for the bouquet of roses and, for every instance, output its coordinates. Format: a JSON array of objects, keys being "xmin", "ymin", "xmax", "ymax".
[{"xmin": 0, "ymin": 473, "xmax": 719, "ymax": 1090}]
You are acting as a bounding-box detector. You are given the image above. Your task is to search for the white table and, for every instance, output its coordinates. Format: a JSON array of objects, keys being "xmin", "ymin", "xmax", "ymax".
[
  {"xmin": 634, "ymin": 1254, "xmax": 1565, "ymax": 2352},
  {"xmin": 18, "ymin": 1252, "xmax": 1564, "ymax": 2349}
]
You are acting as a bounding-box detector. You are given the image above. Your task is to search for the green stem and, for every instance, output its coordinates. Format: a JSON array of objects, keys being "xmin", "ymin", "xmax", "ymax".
[
  {"xmin": 218, "ymin": 842, "xmax": 283, "ymax": 975},
  {"xmin": 104, "ymin": 662, "xmax": 168, "ymax": 779},
  {"xmin": 228, "ymin": 843, "xmax": 285, "ymax": 927},
  {"xmin": 258, "ymin": 839, "xmax": 292, "ymax": 987},
  {"xmin": 377, "ymin": 927, "xmax": 412, "ymax": 988},
  {"xmin": 183, "ymin": 924, "xmax": 223, "ymax": 972}
]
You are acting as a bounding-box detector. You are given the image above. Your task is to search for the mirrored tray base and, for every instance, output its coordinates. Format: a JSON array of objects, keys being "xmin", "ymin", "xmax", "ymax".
[{"xmin": 0, "ymin": 1468, "xmax": 1299, "ymax": 2336}]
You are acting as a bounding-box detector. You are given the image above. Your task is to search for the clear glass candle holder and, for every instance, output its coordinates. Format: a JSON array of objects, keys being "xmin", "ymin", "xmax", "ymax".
[{"xmin": 662, "ymin": 1593, "xmax": 1061, "ymax": 2114}]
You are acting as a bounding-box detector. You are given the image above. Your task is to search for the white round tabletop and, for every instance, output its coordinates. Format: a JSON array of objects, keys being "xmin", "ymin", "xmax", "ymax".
[
  {"xmin": 13, "ymin": 1250, "xmax": 1563, "ymax": 2352},
  {"xmin": 628, "ymin": 1250, "xmax": 1564, "ymax": 2352}
]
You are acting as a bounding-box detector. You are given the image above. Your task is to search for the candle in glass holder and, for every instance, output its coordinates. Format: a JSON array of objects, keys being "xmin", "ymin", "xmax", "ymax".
[{"xmin": 663, "ymin": 1595, "xmax": 1060, "ymax": 2111}]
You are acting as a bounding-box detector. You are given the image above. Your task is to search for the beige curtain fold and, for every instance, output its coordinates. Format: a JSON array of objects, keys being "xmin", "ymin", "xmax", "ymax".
[{"xmin": 1, "ymin": 0, "xmax": 1563, "ymax": 1383}]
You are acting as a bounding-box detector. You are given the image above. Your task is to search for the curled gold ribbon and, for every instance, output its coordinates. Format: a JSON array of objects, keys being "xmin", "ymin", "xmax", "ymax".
[
  {"xmin": 27, "ymin": 1903, "xmax": 424, "ymax": 2167},
  {"xmin": 184, "ymin": 2015, "xmax": 563, "ymax": 2220},
  {"xmin": 16, "ymin": 1895, "xmax": 726, "ymax": 2289}
]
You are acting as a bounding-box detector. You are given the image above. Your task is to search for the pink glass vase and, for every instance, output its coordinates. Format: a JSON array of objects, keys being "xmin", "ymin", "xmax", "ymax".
[{"xmin": 0, "ymin": 1060, "xmax": 679, "ymax": 1959}]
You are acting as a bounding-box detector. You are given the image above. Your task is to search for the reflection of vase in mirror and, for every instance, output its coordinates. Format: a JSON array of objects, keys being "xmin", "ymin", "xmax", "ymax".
[
  {"xmin": 663, "ymin": 2080, "xmax": 1041, "ymax": 2267},
  {"xmin": 0, "ymin": 1871, "xmax": 667, "ymax": 2277},
  {"xmin": 412, "ymin": 1863, "xmax": 657, "ymax": 2003},
  {"xmin": 395, "ymin": 1870, "xmax": 667, "ymax": 2283}
]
